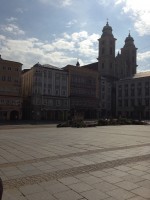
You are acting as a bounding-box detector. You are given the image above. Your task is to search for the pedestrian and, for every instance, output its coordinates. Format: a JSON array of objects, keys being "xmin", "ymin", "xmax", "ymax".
[{"xmin": 0, "ymin": 178, "xmax": 3, "ymax": 200}]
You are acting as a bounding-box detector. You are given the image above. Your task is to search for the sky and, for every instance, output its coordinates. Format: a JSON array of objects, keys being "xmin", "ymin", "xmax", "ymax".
[{"xmin": 0, "ymin": 0, "xmax": 150, "ymax": 71}]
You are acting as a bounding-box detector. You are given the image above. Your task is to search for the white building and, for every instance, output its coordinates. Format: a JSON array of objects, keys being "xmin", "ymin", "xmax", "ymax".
[{"xmin": 22, "ymin": 63, "xmax": 69, "ymax": 121}]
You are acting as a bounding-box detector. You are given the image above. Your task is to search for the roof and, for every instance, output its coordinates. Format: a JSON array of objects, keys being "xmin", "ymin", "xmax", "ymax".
[
  {"xmin": 82, "ymin": 62, "xmax": 98, "ymax": 71},
  {"xmin": 0, "ymin": 56, "xmax": 22, "ymax": 66},
  {"xmin": 133, "ymin": 71, "xmax": 150, "ymax": 78},
  {"xmin": 42, "ymin": 64, "xmax": 62, "ymax": 70},
  {"xmin": 33, "ymin": 63, "xmax": 62, "ymax": 70},
  {"xmin": 119, "ymin": 71, "xmax": 150, "ymax": 81}
]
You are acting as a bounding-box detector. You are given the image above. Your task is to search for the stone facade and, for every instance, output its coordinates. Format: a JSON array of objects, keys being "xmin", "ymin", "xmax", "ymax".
[
  {"xmin": 116, "ymin": 72, "xmax": 150, "ymax": 119},
  {"xmin": 63, "ymin": 64, "xmax": 99, "ymax": 119},
  {"xmin": 22, "ymin": 63, "xmax": 69, "ymax": 121},
  {"xmin": 0, "ymin": 56, "xmax": 22, "ymax": 120},
  {"xmin": 2, "ymin": 22, "xmax": 150, "ymax": 121}
]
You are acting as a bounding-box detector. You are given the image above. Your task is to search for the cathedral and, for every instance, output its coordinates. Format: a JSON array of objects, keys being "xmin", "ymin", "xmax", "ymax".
[
  {"xmin": 84, "ymin": 21, "xmax": 150, "ymax": 119},
  {"xmin": 98, "ymin": 21, "xmax": 137, "ymax": 79}
]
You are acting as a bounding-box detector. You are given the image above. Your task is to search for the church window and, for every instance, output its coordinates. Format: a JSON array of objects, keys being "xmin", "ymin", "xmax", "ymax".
[
  {"xmin": 118, "ymin": 100, "xmax": 122, "ymax": 107},
  {"xmin": 102, "ymin": 63, "xmax": 104, "ymax": 69},
  {"xmin": 109, "ymin": 63, "xmax": 112, "ymax": 68},
  {"xmin": 110, "ymin": 47, "xmax": 112, "ymax": 55},
  {"xmin": 132, "ymin": 56, "xmax": 134, "ymax": 63},
  {"xmin": 145, "ymin": 98, "xmax": 149, "ymax": 106},
  {"xmin": 102, "ymin": 47, "xmax": 105, "ymax": 55},
  {"xmin": 124, "ymin": 99, "xmax": 128, "ymax": 107},
  {"xmin": 131, "ymin": 99, "xmax": 135, "ymax": 106}
]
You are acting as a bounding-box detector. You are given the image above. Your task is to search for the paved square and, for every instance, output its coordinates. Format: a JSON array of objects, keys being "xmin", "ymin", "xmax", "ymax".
[{"xmin": 0, "ymin": 124, "xmax": 150, "ymax": 199}]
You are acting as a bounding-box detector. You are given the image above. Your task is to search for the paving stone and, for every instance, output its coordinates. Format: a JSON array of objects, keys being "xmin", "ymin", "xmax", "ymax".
[
  {"xmin": 115, "ymin": 165, "xmax": 132, "ymax": 172},
  {"xmin": 80, "ymin": 175, "xmax": 102, "ymax": 184},
  {"xmin": 93, "ymin": 181, "xmax": 118, "ymax": 192},
  {"xmin": 115, "ymin": 180, "xmax": 140, "ymax": 190},
  {"xmin": 19, "ymin": 184, "xmax": 44, "ymax": 195},
  {"xmin": 44, "ymin": 182, "xmax": 69, "ymax": 194},
  {"xmin": 26, "ymin": 191, "xmax": 56, "ymax": 200},
  {"xmin": 1, "ymin": 125, "xmax": 150, "ymax": 200},
  {"xmin": 69, "ymin": 182, "xmax": 93, "ymax": 192},
  {"xmin": 58, "ymin": 176, "xmax": 80, "ymax": 185},
  {"xmin": 136, "ymin": 179, "xmax": 150, "ymax": 189},
  {"xmin": 81, "ymin": 189, "xmax": 109, "ymax": 200},
  {"xmin": 128, "ymin": 197, "xmax": 146, "ymax": 200},
  {"xmin": 122, "ymin": 174, "xmax": 144, "ymax": 183},
  {"xmin": 101, "ymin": 175, "xmax": 123, "ymax": 183},
  {"xmin": 128, "ymin": 169, "xmax": 147, "ymax": 176},
  {"xmin": 53, "ymin": 189, "xmax": 83, "ymax": 200},
  {"xmin": 89, "ymin": 170, "xmax": 109, "ymax": 178},
  {"xmin": 132, "ymin": 186, "xmax": 150, "ymax": 198},
  {"xmin": 107, "ymin": 188, "xmax": 135, "ymax": 199}
]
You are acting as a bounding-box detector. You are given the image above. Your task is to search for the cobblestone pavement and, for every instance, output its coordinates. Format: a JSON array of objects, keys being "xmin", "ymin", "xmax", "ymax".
[{"xmin": 0, "ymin": 125, "xmax": 150, "ymax": 199}]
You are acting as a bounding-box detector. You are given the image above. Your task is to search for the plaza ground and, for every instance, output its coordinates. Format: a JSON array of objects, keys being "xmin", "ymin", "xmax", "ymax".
[{"xmin": 0, "ymin": 124, "xmax": 150, "ymax": 199}]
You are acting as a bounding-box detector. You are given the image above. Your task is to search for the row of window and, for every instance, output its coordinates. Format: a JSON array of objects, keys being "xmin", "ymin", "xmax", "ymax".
[
  {"xmin": 33, "ymin": 98, "xmax": 68, "ymax": 107},
  {"xmin": 35, "ymin": 71, "xmax": 67, "ymax": 80},
  {"xmin": 0, "ymin": 87, "xmax": 20, "ymax": 93},
  {"xmin": 0, "ymin": 66, "xmax": 19, "ymax": 71},
  {"xmin": 70, "ymin": 88, "xmax": 96, "ymax": 96},
  {"xmin": 33, "ymin": 88, "xmax": 67, "ymax": 96},
  {"xmin": 0, "ymin": 76, "xmax": 20, "ymax": 83},
  {"xmin": 101, "ymin": 47, "xmax": 113, "ymax": 55},
  {"xmin": 0, "ymin": 99, "xmax": 21, "ymax": 105},
  {"xmin": 118, "ymin": 82, "xmax": 149, "ymax": 88},
  {"xmin": 101, "ymin": 62, "xmax": 113, "ymax": 69},
  {"xmin": 71, "ymin": 76, "xmax": 96, "ymax": 85},
  {"xmin": 118, "ymin": 87, "xmax": 150, "ymax": 97},
  {"xmin": 118, "ymin": 98, "xmax": 150, "ymax": 107}
]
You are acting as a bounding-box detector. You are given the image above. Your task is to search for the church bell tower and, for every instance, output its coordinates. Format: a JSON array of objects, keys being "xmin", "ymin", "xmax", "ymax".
[{"xmin": 98, "ymin": 21, "xmax": 116, "ymax": 77}]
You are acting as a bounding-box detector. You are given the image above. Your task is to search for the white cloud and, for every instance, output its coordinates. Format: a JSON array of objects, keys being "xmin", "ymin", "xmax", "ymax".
[
  {"xmin": 39, "ymin": 0, "xmax": 72, "ymax": 7},
  {"xmin": 0, "ymin": 23, "xmax": 25, "ymax": 35},
  {"xmin": 0, "ymin": 30, "xmax": 99, "ymax": 69},
  {"xmin": 66, "ymin": 19, "xmax": 77, "ymax": 28},
  {"xmin": 137, "ymin": 51, "xmax": 150, "ymax": 71},
  {"xmin": 16, "ymin": 8, "xmax": 24, "ymax": 13},
  {"xmin": 97, "ymin": 0, "xmax": 110, "ymax": 6},
  {"xmin": 114, "ymin": 0, "xmax": 150, "ymax": 36},
  {"xmin": 6, "ymin": 17, "xmax": 18, "ymax": 23},
  {"xmin": 71, "ymin": 31, "xmax": 88, "ymax": 41}
]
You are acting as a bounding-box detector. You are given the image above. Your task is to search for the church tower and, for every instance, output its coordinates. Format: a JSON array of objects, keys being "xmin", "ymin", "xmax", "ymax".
[
  {"xmin": 98, "ymin": 21, "xmax": 116, "ymax": 77},
  {"xmin": 120, "ymin": 32, "xmax": 138, "ymax": 78}
]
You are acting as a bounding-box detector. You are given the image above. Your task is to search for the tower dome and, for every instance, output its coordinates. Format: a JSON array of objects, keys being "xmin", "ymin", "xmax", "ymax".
[
  {"xmin": 125, "ymin": 32, "xmax": 134, "ymax": 43},
  {"xmin": 124, "ymin": 32, "xmax": 135, "ymax": 48},
  {"xmin": 33, "ymin": 62, "xmax": 42, "ymax": 68},
  {"xmin": 102, "ymin": 21, "xmax": 113, "ymax": 36}
]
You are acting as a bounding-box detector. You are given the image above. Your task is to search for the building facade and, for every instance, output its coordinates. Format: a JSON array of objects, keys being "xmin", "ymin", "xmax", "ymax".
[
  {"xmin": 116, "ymin": 72, "xmax": 150, "ymax": 120},
  {"xmin": 2, "ymin": 22, "xmax": 150, "ymax": 121},
  {"xmin": 63, "ymin": 64, "xmax": 99, "ymax": 119},
  {"xmin": 22, "ymin": 63, "xmax": 69, "ymax": 121},
  {"xmin": 0, "ymin": 56, "xmax": 22, "ymax": 120}
]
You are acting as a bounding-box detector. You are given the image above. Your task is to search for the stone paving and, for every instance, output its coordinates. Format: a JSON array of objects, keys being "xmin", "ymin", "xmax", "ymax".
[{"xmin": 0, "ymin": 124, "xmax": 150, "ymax": 199}]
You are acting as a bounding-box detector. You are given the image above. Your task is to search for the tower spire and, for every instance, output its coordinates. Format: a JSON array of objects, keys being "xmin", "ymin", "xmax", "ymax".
[
  {"xmin": 128, "ymin": 30, "xmax": 131, "ymax": 37},
  {"xmin": 106, "ymin": 18, "xmax": 109, "ymax": 25}
]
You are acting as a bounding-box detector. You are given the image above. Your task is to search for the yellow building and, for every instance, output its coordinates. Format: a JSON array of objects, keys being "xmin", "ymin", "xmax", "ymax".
[{"xmin": 0, "ymin": 56, "xmax": 22, "ymax": 120}]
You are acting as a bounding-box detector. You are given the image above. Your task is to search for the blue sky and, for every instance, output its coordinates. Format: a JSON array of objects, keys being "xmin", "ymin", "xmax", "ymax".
[{"xmin": 0, "ymin": 0, "xmax": 150, "ymax": 71}]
